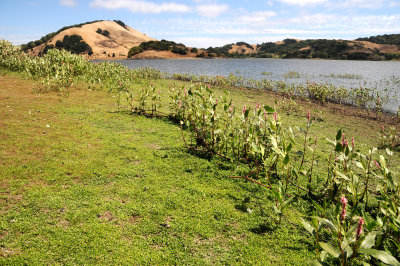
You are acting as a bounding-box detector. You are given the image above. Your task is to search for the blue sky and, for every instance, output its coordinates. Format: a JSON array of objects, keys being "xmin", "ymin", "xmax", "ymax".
[{"xmin": 0, "ymin": 0, "xmax": 399, "ymax": 48}]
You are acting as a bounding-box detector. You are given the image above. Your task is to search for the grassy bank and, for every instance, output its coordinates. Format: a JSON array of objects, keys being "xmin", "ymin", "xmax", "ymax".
[
  {"xmin": 1, "ymin": 42, "xmax": 399, "ymax": 264},
  {"xmin": 1, "ymin": 72, "xmax": 399, "ymax": 264},
  {"xmin": 1, "ymin": 74, "xmax": 317, "ymax": 264}
]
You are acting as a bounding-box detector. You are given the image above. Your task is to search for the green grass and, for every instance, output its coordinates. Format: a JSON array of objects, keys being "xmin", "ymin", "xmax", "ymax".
[{"xmin": 1, "ymin": 75, "xmax": 317, "ymax": 264}]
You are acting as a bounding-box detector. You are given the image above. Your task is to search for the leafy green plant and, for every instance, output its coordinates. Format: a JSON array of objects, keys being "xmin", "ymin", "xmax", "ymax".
[{"xmin": 303, "ymin": 196, "xmax": 400, "ymax": 265}]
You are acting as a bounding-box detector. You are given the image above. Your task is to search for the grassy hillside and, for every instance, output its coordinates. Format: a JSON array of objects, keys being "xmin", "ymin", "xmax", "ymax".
[
  {"xmin": 22, "ymin": 20, "xmax": 400, "ymax": 60},
  {"xmin": 22, "ymin": 20, "xmax": 155, "ymax": 59}
]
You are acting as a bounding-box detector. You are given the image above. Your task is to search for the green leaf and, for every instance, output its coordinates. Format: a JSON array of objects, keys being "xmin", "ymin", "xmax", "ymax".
[
  {"xmin": 378, "ymin": 155, "xmax": 386, "ymax": 169},
  {"xmin": 335, "ymin": 142, "xmax": 342, "ymax": 152},
  {"xmin": 273, "ymin": 205, "xmax": 281, "ymax": 215},
  {"xmin": 299, "ymin": 170, "xmax": 308, "ymax": 176},
  {"xmin": 345, "ymin": 145, "xmax": 350, "ymax": 156},
  {"xmin": 301, "ymin": 219, "xmax": 315, "ymax": 235},
  {"xmin": 310, "ymin": 216, "xmax": 337, "ymax": 232},
  {"xmin": 365, "ymin": 220, "xmax": 378, "ymax": 231},
  {"xmin": 310, "ymin": 259, "xmax": 323, "ymax": 266},
  {"xmin": 319, "ymin": 242, "xmax": 340, "ymax": 258},
  {"xmin": 281, "ymin": 197, "xmax": 294, "ymax": 210},
  {"xmin": 320, "ymin": 250, "xmax": 329, "ymax": 262},
  {"xmin": 286, "ymin": 143, "xmax": 293, "ymax": 152},
  {"xmin": 335, "ymin": 171, "xmax": 350, "ymax": 181},
  {"xmin": 355, "ymin": 161, "xmax": 365, "ymax": 171},
  {"xmin": 336, "ymin": 129, "xmax": 342, "ymax": 141},
  {"xmin": 271, "ymin": 189, "xmax": 280, "ymax": 202},
  {"xmin": 263, "ymin": 105, "xmax": 274, "ymax": 113},
  {"xmin": 386, "ymin": 148, "xmax": 393, "ymax": 156},
  {"xmin": 360, "ymin": 232, "xmax": 378, "ymax": 249},
  {"xmin": 360, "ymin": 248, "xmax": 400, "ymax": 266},
  {"xmin": 244, "ymin": 109, "xmax": 250, "ymax": 118},
  {"xmin": 345, "ymin": 223, "xmax": 357, "ymax": 238},
  {"xmin": 283, "ymin": 153, "xmax": 290, "ymax": 165},
  {"xmin": 326, "ymin": 138, "xmax": 336, "ymax": 146}
]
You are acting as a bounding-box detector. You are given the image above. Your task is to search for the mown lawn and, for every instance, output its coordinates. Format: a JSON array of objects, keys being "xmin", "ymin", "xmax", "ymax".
[{"xmin": 1, "ymin": 75, "xmax": 317, "ymax": 264}]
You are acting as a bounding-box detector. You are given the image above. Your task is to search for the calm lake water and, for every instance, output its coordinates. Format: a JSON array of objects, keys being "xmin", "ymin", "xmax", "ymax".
[{"xmin": 94, "ymin": 58, "xmax": 400, "ymax": 112}]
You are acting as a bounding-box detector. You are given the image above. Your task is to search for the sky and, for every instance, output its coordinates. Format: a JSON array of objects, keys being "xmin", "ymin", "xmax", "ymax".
[{"xmin": 0, "ymin": 0, "xmax": 399, "ymax": 48}]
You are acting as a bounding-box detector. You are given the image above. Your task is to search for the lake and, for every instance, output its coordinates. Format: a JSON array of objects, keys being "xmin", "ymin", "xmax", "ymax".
[{"xmin": 93, "ymin": 58, "xmax": 400, "ymax": 112}]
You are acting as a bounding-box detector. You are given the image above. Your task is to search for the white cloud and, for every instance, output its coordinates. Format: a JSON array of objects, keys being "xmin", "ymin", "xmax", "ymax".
[
  {"xmin": 279, "ymin": 0, "xmax": 327, "ymax": 6},
  {"xmin": 238, "ymin": 11, "xmax": 277, "ymax": 24},
  {"xmin": 90, "ymin": 0, "xmax": 190, "ymax": 13},
  {"xmin": 60, "ymin": 0, "xmax": 77, "ymax": 6},
  {"xmin": 196, "ymin": 4, "xmax": 229, "ymax": 17},
  {"xmin": 335, "ymin": 0, "xmax": 385, "ymax": 8},
  {"xmin": 289, "ymin": 13, "xmax": 337, "ymax": 25}
]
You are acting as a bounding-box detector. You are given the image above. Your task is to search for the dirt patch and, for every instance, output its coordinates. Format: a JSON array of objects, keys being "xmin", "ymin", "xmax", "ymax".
[
  {"xmin": 128, "ymin": 214, "xmax": 141, "ymax": 224},
  {"xmin": 0, "ymin": 188, "xmax": 23, "ymax": 214},
  {"xmin": 146, "ymin": 143, "xmax": 162, "ymax": 150},
  {"xmin": 58, "ymin": 220, "xmax": 70, "ymax": 229},
  {"xmin": 357, "ymin": 41, "xmax": 400, "ymax": 54},
  {"xmin": 0, "ymin": 247, "xmax": 17, "ymax": 258},
  {"xmin": 0, "ymin": 230, "xmax": 8, "ymax": 239},
  {"xmin": 98, "ymin": 211, "xmax": 114, "ymax": 221},
  {"xmin": 160, "ymin": 216, "xmax": 173, "ymax": 228},
  {"xmin": 229, "ymin": 44, "xmax": 258, "ymax": 54}
]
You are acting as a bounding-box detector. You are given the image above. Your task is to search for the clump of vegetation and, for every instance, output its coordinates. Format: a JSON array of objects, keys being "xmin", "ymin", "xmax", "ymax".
[
  {"xmin": 127, "ymin": 40, "xmax": 189, "ymax": 57},
  {"xmin": 384, "ymin": 53, "xmax": 400, "ymax": 60},
  {"xmin": 21, "ymin": 20, "xmax": 102, "ymax": 52},
  {"xmin": 258, "ymin": 39, "xmax": 349, "ymax": 59},
  {"xmin": 127, "ymin": 46, "xmax": 143, "ymax": 58},
  {"xmin": 0, "ymin": 40, "xmax": 161, "ymax": 92},
  {"xmin": 54, "ymin": 35, "xmax": 93, "ymax": 55},
  {"xmin": 96, "ymin": 28, "xmax": 110, "ymax": 37},
  {"xmin": 196, "ymin": 52, "xmax": 206, "ymax": 58},
  {"xmin": 113, "ymin": 19, "xmax": 127, "ymax": 29},
  {"xmin": 357, "ymin": 33, "xmax": 400, "ymax": 45},
  {"xmin": 124, "ymin": 82, "xmax": 399, "ymax": 265},
  {"xmin": 236, "ymin": 42, "xmax": 254, "ymax": 50},
  {"xmin": 165, "ymin": 72, "xmax": 393, "ymax": 112},
  {"xmin": 206, "ymin": 44, "xmax": 233, "ymax": 57}
]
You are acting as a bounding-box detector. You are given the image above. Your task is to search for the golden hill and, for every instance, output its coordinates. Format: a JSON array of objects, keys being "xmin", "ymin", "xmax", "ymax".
[{"xmin": 31, "ymin": 20, "xmax": 155, "ymax": 59}]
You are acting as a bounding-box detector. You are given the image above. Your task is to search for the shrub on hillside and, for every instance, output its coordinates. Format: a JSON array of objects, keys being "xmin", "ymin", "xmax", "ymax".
[
  {"xmin": 21, "ymin": 20, "xmax": 101, "ymax": 52},
  {"xmin": 236, "ymin": 42, "xmax": 253, "ymax": 50},
  {"xmin": 114, "ymin": 20, "xmax": 127, "ymax": 29},
  {"xmin": 127, "ymin": 46, "xmax": 143, "ymax": 58},
  {"xmin": 55, "ymin": 35, "xmax": 93, "ymax": 55}
]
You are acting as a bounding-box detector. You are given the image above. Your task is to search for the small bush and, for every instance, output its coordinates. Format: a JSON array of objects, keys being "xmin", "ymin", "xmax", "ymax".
[
  {"xmin": 114, "ymin": 20, "xmax": 127, "ymax": 28},
  {"xmin": 127, "ymin": 46, "xmax": 143, "ymax": 58},
  {"xmin": 102, "ymin": 30, "xmax": 110, "ymax": 37}
]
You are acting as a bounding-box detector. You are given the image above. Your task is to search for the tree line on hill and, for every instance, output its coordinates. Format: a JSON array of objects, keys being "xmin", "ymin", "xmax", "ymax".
[
  {"xmin": 21, "ymin": 20, "xmax": 102, "ymax": 52},
  {"xmin": 356, "ymin": 34, "xmax": 400, "ymax": 45},
  {"xmin": 42, "ymin": 35, "xmax": 93, "ymax": 56},
  {"xmin": 128, "ymin": 40, "xmax": 190, "ymax": 58},
  {"xmin": 20, "ymin": 20, "xmax": 127, "ymax": 53}
]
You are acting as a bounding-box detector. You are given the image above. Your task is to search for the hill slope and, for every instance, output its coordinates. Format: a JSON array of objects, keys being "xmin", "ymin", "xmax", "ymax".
[
  {"xmin": 23, "ymin": 23, "xmax": 400, "ymax": 60},
  {"xmin": 28, "ymin": 20, "xmax": 155, "ymax": 58}
]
